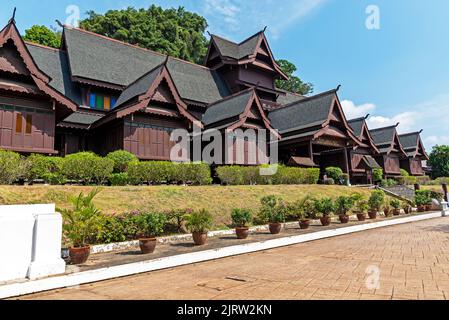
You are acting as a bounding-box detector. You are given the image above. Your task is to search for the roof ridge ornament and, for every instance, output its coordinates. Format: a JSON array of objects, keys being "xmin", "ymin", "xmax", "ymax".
[
  {"xmin": 262, "ymin": 26, "xmax": 267, "ymax": 33},
  {"xmin": 336, "ymin": 84, "xmax": 341, "ymax": 92},
  {"xmin": 9, "ymin": 7, "xmax": 17, "ymax": 24},
  {"xmin": 395, "ymin": 122, "xmax": 400, "ymax": 127},
  {"xmin": 365, "ymin": 114, "xmax": 370, "ymax": 119},
  {"xmin": 55, "ymin": 20, "xmax": 64, "ymax": 28}
]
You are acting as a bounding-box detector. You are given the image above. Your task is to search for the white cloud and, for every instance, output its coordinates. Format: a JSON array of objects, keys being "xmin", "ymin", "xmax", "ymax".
[
  {"xmin": 341, "ymin": 100, "xmax": 376, "ymax": 119},
  {"xmin": 367, "ymin": 112, "xmax": 420, "ymax": 133},
  {"xmin": 201, "ymin": 0, "xmax": 327, "ymax": 40}
]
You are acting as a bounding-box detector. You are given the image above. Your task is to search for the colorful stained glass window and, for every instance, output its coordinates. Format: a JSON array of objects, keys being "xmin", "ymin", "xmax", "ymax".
[
  {"xmin": 104, "ymin": 96, "xmax": 111, "ymax": 110},
  {"xmin": 15, "ymin": 113, "xmax": 22, "ymax": 133},
  {"xmin": 95, "ymin": 95, "xmax": 104, "ymax": 109},
  {"xmin": 25, "ymin": 114, "xmax": 32, "ymax": 134},
  {"xmin": 110, "ymin": 97, "xmax": 117, "ymax": 108},
  {"xmin": 89, "ymin": 93, "xmax": 96, "ymax": 108}
]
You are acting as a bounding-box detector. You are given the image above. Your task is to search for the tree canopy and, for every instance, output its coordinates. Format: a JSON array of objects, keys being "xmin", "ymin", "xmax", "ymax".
[
  {"xmin": 428, "ymin": 145, "xmax": 449, "ymax": 178},
  {"xmin": 23, "ymin": 25, "xmax": 61, "ymax": 48},
  {"xmin": 275, "ymin": 59, "xmax": 313, "ymax": 95},
  {"xmin": 79, "ymin": 5, "xmax": 209, "ymax": 65}
]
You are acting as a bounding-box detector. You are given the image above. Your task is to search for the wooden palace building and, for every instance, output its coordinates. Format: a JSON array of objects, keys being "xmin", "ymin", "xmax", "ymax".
[{"xmin": 0, "ymin": 16, "xmax": 428, "ymax": 183}]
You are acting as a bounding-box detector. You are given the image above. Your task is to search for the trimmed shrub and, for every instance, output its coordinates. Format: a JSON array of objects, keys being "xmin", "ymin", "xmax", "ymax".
[
  {"xmin": 216, "ymin": 166, "xmax": 244, "ymax": 185},
  {"xmin": 373, "ymin": 168, "xmax": 383, "ymax": 182},
  {"xmin": 415, "ymin": 190, "xmax": 431, "ymax": 206},
  {"xmin": 109, "ymin": 173, "xmax": 129, "ymax": 186},
  {"xmin": 25, "ymin": 154, "xmax": 65, "ymax": 183},
  {"xmin": 62, "ymin": 152, "xmax": 113, "ymax": 184},
  {"xmin": 400, "ymin": 169, "xmax": 410, "ymax": 177},
  {"xmin": 325, "ymin": 167, "xmax": 344, "ymax": 183},
  {"xmin": 176, "ymin": 162, "xmax": 212, "ymax": 185},
  {"xmin": 368, "ymin": 190, "xmax": 385, "ymax": 211},
  {"xmin": 106, "ymin": 150, "xmax": 138, "ymax": 173},
  {"xmin": 0, "ymin": 150, "xmax": 23, "ymax": 184}
]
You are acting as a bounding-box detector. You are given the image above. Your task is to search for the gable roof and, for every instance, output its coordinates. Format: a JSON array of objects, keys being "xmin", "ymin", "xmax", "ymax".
[
  {"xmin": 399, "ymin": 131, "xmax": 429, "ymax": 160},
  {"xmin": 0, "ymin": 20, "xmax": 77, "ymax": 113},
  {"xmin": 268, "ymin": 89, "xmax": 338, "ymax": 133},
  {"xmin": 348, "ymin": 116, "xmax": 379, "ymax": 153},
  {"xmin": 370, "ymin": 125, "xmax": 407, "ymax": 157},
  {"xmin": 62, "ymin": 27, "xmax": 229, "ymax": 105}
]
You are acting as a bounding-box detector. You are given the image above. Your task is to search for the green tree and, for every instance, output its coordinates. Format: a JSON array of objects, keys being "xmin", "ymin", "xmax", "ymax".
[
  {"xmin": 428, "ymin": 145, "xmax": 449, "ymax": 178},
  {"xmin": 275, "ymin": 59, "xmax": 313, "ymax": 95},
  {"xmin": 23, "ymin": 25, "xmax": 61, "ymax": 48},
  {"xmin": 79, "ymin": 5, "xmax": 209, "ymax": 64}
]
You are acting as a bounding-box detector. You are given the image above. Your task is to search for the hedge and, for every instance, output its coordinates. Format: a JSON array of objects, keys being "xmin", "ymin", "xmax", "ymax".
[
  {"xmin": 0, "ymin": 150, "xmax": 24, "ymax": 184},
  {"xmin": 216, "ymin": 165, "xmax": 320, "ymax": 185},
  {"xmin": 106, "ymin": 150, "xmax": 138, "ymax": 173},
  {"xmin": 62, "ymin": 152, "xmax": 114, "ymax": 184}
]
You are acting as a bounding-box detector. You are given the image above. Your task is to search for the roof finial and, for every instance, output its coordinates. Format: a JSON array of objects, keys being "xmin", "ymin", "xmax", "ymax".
[
  {"xmin": 262, "ymin": 26, "xmax": 267, "ymax": 32},
  {"xmin": 207, "ymin": 31, "xmax": 212, "ymax": 37},
  {"xmin": 395, "ymin": 122, "xmax": 400, "ymax": 127},
  {"xmin": 365, "ymin": 114, "xmax": 370, "ymax": 120},
  {"xmin": 9, "ymin": 7, "xmax": 17, "ymax": 24},
  {"xmin": 419, "ymin": 129, "xmax": 423, "ymax": 134},
  {"xmin": 55, "ymin": 19, "xmax": 64, "ymax": 28},
  {"xmin": 336, "ymin": 84, "xmax": 341, "ymax": 91},
  {"xmin": 163, "ymin": 55, "xmax": 169, "ymax": 67}
]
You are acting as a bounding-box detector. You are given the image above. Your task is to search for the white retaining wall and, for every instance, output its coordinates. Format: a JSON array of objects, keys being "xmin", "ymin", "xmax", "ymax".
[{"xmin": 0, "ymin": 204, "xmax": 65, "ymax": 282}]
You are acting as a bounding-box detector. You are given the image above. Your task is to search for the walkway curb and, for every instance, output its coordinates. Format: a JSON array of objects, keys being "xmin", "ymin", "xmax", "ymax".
[{"xmin": 0, "ymin": 211, "xmax": 443, "ymax": 299}]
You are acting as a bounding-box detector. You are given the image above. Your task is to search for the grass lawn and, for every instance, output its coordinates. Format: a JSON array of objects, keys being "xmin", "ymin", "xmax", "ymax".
[{"xmin": 0, "ymin": 185, "xmax": 371, "ymax": 226}]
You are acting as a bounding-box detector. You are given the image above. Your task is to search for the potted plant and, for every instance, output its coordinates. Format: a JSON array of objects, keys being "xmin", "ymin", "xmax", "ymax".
[
  {"xmin": 402, "ymin": 201, "xmax": 412, "ymax": 214},
  {"xmin": 231, "ymin": 208, "xmax": 253, "ymax": 239},
  {"xmin": 354, "ymin": 200, "xmax": 369, "ymax": 221},
  {"xmin": 383, "ymin": 201, "xmax": 392, "ymax": 217},
  {"xmin": 184, "ymin": 209, "xmax": 213, "ymax": 245},
  {"xmin": 314, "ymin": 197, "xmax": 334, "ymax": 226},
  {"xmin": 60, "ymin": 189, "xmax": 103, "ymax": 265},
  {"xmin": 368, "ymin": 190, "xmax": 385, "ymax": 219},
  {"xmin": 135, "ymin": 212, "xmax": 167, "ymax": 254},
  {"xmin": 259, "ymin": 195, "xmax": 286, "ymax": 234},
  {"xmin": 415, "ymin": 190, "xmax": 430, "ymax": 212},
  {"xmin": 298, "ymin": 197, "xmax": 316, "ymax": 229},
  {"xmin": 390, "ymin": 199, "xmax": 401, "ymax": 216},
  {"xmin": 335, "ymin": 195, "xmax": 354, "ymax": 224}
]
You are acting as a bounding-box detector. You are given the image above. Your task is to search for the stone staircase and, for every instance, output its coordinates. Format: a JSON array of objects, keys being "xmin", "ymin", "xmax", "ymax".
[{"xmin": 378, "ymin": 185, "xmax": 416, "ymax": 202}]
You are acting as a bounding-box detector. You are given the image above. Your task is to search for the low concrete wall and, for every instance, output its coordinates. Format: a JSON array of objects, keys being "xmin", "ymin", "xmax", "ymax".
[{"xmin": 0, "ymin": 204, "xmax": 65, "ymax": 282}]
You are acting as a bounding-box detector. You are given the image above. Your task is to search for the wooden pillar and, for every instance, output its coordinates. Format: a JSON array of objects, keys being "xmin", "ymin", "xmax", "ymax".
[
  {"xmin": 442, "ymin": 183, "xmax": 448, "ymax": 202},
  {"xmin": 342, "ymin": 147, "xmax": 349, "ymax": 174},
  {"xmin": 414, "ymin": 183, "xmax": 420, "ymax": 191}
]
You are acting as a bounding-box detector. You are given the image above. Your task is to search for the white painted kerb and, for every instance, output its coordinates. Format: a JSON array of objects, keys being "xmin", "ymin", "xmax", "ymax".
[
  {"xmin": 0, "ymin": 211, "xmax": 442, "ymax": 299},
  {"xmin": 0, "ymin": 204, "xmax": 65, "ymax": 282}
]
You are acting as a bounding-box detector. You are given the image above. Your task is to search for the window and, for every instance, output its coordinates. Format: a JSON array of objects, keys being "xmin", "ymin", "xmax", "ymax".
[
  {"xmin": 87, "ymin": 92, "xmax": 117, "ymax": 110},
  {"xmin": 15, "ymin": 113, "xmax": 22, "ymax": 133},
  {"xmin": 26, "ymin": 114, "xmax": 32, "ymax": 134}
]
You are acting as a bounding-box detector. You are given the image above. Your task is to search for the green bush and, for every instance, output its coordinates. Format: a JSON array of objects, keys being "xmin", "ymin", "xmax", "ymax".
[
  {"xmin": 257, "ymin": 195, "xmax": 287, "ymax": 224},
  {"xmin": 287, "ymin": 196, "xmax": 317, "ymax": 221},
  {"xmin": 368, "ymin": 190, "xmax": 385, "ymax": 211},
  {"xmin": 134, "ymin": 212, "xmax": 167, "ymax": 238},
  {"xmin": 325, "ymin": 167, "xmax": 343, "ymax": 183},
  {"xmin": 96, "ymin": 213, "xmax": 139, "ymax": 244},
  {"xmin": 380, "ymin": 179, "xmax": 397, "ymax": 187},
  {"xmin": 62, "ymin": 152, "xmax": 113, "ymax": 184},
  {"xmin": 109, "ymin": 173, "xmax": 129, "ymax": 186},
  {"xmin": 373, "ymin": 168, "xmax": 383, "ymax": 182},
  {"xmin": 415, "ymin": 190, "xmax": 431, "ymax": 206},
  {"xmin": 26, "ymin": 154, "xmax": 65, "ymax": 183},
  {"xmin": 184, "ymin": 209, "xmax": 213, "ymax": 233},
  {"xmin": 216, "ymin": 165, "xmax": 320, "ymax": 185},
  {"xmin": 0, "ymin": 150, "xmax": 24, "ymax": 184},
  {"xmin": 177, "ymin": 162, "xmax": 212, "ymax": 185},
  {"xmin": 390, "ymin": 199, "xmax": 401, "ymax": 209},
  {"xmin": 231, "ymin": 208, "xmax": 253, "ymax": 227},
  {"xmin": 400, "ymin": 169, "xmax": 410, "ymax": 177},
  {"xmin": 335, "ymin": 195, "xmax": 355, "ymax": 215},
  {"xmin": 314, "ymin": 197, "xmax": 335, "ymax": 217},
  {"xmin": 106, "ymin": 150, "xmax": 138, "ymax": 173}
]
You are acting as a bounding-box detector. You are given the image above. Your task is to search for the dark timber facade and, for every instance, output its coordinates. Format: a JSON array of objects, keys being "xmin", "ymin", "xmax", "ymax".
[{"xmin": 0, "ymin": 16, "xmax": 428, "ymax": 183}]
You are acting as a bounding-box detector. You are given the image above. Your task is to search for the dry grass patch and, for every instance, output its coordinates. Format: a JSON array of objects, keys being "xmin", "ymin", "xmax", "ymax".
[{"xmin": 0, "ymin": 185, "xmax": 371, "ymax": 226}]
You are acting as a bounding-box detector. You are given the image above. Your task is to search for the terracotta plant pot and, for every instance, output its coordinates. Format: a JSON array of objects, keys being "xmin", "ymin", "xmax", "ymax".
[
  {"xmin": 320, "ymin": 216, "xmax": 331, "ymax": 226},
  {"xmin": 69, "ymin": 246, "xmax": 90, "ymax": 265},
  {"xmin": 368, "ymin": 211, "xmax": 378, "ymax": 220},
  {"xmin": 235, "ymin": 227, "xmax": 249, "ymax": 239},
  {"xmin": 425, "ymin": 205, "xmax": 433, "ymax": 212},
  {"xmin": 384, "ymin": 208, "xmax": 391, "ymax": 216},
  {"xmin": 403, "ymin": 207, "xmax": 411, "ymax": 214},
  {"xmin": 139, "ymin": 238, "xmax": 157, "ymax": 254},
  {"xmin": 356, "ymin": 213, "xmax": 366, "ymax": 221},
  {"xmin": 299, "ymin": 220, "xmax": 310, "ymax": 230},
  {"xmin": 393, "ymin": 209, "xmax": 401, "ymax": 216},
  {"xmin": 418, "ymin": 205, "xmax": 426, "ymax": 212},
  {"xmin": 192, "ymin": 232, "xmax": 208, "ymax": 245},
  {"xmin": 339, "ymin": 214, "xmax": 350, "ymax": 224},
  {"xmin": 269, "ymin": 223, "xmax": 282, "ymax": 235}
]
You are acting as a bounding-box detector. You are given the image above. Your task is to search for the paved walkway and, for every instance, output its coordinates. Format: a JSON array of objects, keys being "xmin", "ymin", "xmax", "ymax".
[{"xmin": 21, "ymin": 218, "xmax": 449, "ymax": 300}]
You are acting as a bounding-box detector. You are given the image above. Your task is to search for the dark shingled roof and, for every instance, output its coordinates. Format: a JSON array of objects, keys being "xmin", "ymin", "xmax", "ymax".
[
  {"xmin": 362, "ymin": 155, "xmax": 381, "ymax": 169},
  {"xmin": 370, "ymin": 126, "xmax": 396, "ymax": 146},
  {"xmin": 62, "ymin": 111, "xmax": 104, "ymax": 125},
  {"xmin": 211, "ymin": 33, "xmax": 261, "ymax": 60},
  {"xmin": 276, "ymin": 91, "xmax": 305, "ymax": 106},
  {"xmin": 114, "ymin": 65, "xmax": 163, "ymax": 108},
  {"xmin": 26, "ymin": 43, "xmax": 82, "ymax": 104},
  {"xmin": 398, "ymin": 132, "xmax": 420, "ymax": 150},
  {"xmin": 348, "ymin": 117, "xmax": 365, "ymax": 137},
  {"xmin": 268, "ymin": 90, "xmax": 336, "ymax": 133},
  {"xmin": 202, "ymin": 90, "xmax": 253, "ymax": 126},
  {"xmin": 63, "ymin": 28, "xmax": 229, "ymax": 104}
]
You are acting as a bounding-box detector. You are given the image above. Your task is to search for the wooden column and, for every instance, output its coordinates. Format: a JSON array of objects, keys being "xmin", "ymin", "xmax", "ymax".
[
  {"xmin": 342, "ymin": 147, "xmax": 350, "ymax": 174},
  {"xmin": 442, "ymin": 183, "xmax": 448, "ymax": 202}
]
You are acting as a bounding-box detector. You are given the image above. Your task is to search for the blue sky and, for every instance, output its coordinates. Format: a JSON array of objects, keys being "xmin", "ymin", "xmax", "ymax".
[{"xmin": 1, "ymin": 0, "xmax": 449, "ymax": 149}]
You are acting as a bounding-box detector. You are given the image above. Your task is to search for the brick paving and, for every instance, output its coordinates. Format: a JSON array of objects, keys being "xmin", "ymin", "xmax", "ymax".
[{"xmin": 19, "ymin": 217, "xmax": 449, "ymax": 300}]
